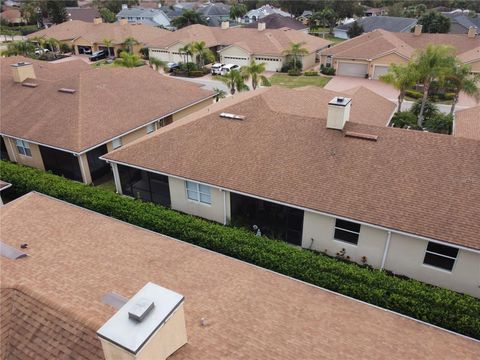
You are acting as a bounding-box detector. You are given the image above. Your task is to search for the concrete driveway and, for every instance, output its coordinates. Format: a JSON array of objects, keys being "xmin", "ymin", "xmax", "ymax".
[{"xmin": 325, "ymin": 76, "xmax": 477, "ymax": 112}]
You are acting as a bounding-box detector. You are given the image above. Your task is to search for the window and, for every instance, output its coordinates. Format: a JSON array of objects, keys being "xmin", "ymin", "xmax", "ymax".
[
  {"xmin": 334, "ymin": 219, "xmax": 360, "ymax": 245},
  {"xmin": 112, "ymin": 137, "xmax": 122, "ymax": 149},
  {"xmin": 423, "ymin": 242, "xmax": 458, "ymax": 271},
  {"xmin": 186, "ymin": 181, "xmax": 211, "ymax": 204},
  {"xmin": 15, "ymin": 139, "xmax": 31, "ymax": 157},
  {"xmin": 146, "ymin": 123, "xmax": 155, "ymax": 134}
]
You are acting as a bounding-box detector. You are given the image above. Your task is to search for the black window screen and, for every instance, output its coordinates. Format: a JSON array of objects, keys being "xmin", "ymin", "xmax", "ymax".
[
  {"xmin": 423, "ymin": 242, "xmax": 458, "ymax": 271},
  {"xmin": 334, "ymin": 219, "xmax": 361, "ymax": 245}
]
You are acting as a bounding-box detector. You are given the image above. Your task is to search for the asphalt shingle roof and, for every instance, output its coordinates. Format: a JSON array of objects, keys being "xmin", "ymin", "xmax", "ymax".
[{"xmin": 335, "ymin": 16, "xmax": 417, "ymax": 33}]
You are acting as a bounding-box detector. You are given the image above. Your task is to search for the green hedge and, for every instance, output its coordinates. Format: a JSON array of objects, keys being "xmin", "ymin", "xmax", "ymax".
[{"xmin": 1, "ymin": 160, "xmax": 479, "ymax": 339}]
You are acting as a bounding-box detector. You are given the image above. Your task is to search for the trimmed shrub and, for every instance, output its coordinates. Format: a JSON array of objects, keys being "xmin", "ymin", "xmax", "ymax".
[
  {"xmin": 288, "ymin": 69, "xmax": 301, "ymax": 76},
  {"xmin": 304, "ymin": 70, "xmax": 319, "ymax": 76},
  {"xmin": 410, "ymin": 99, "xmax": 439, "ymax": 121},
  {"xmin": 1, "ymin": 161, "xmax": 479, "ymax": 340},
  {"xmin": 405, "ymin": 89, "xmax": 423, "ymax": 99},
  {"xmin": 320, "ymin": 66, "xmax": 335, "ymax": 75},
  {"xmin": 391, "ymin": 111, "xmax": 421, "ymax": 130},
  {"xmin": 424, "ymin": 113, "xmax": 453, "ymax": 134}
]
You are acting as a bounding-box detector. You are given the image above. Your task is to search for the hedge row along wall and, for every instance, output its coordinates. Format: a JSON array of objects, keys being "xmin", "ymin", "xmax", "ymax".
[{"xmin": 1, "ymin": 161, "xmax": 479, "ymax": 339}]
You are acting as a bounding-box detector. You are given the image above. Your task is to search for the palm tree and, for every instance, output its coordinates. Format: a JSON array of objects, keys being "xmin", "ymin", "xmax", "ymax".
[
  {"xmin": 446, "ymin": 62, "xmax": 480, "ymax": 114},
  {"xmin": 282, "ymin": 42, "xmax": 309, "ymax": 71},
  {"xmin": 45, "ymin": 38, "xmax": 60, "ymax": 53},
  {"xmin": 122, "ymin": 37, "xmax": 139, "ymax": 53},
  {"xmin": 30, "ymin": 36, "xmax": 46, "ymax": 50},
  {"xmin": 1, "ymin": 40, "xmax": 36, "ymax": 57},
  {"xmin": 191, "ymin": 41, "xmax": 214, "ymax": 67},
  {"xmin": 114, "ymin": 52, "xmax": 144, "ymax": 68},
  {"xmin": 412, "ymin": 44, "xmax": 456, "ymax": 127},
  {"xmin": 229, "ymin": 3, "xmax": 247, "ymax": 21},
  {"xmin": 219, "ymin": 70, "xmax": 249, "ymax": 95},
  {"xmin": 149, "ymin": 57, "xmax": 166, "ymax": 72},
  {"xmin": 240, "ymin": 59, "xmax": 270, "ymax": 90},
  {"xmin": 379, "ymin": 62, "xmax": 418, "ymax": 112},
  {"xmin": 213, "ymin": 87, "xmax": 227, "ymax": 102},
  {"xmin": 179, "ymin": 43, "xmax": 193, "ymax": 63},
  {"xmin": 171, "ymin": 9, "xmax": 207, "ymax": 29},
  {"xmin": 102, "ymin": 38, "xmax": 113, "ymax": 58}
]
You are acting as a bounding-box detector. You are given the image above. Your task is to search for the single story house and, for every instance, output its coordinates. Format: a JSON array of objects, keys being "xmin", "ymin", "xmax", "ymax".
[
  {"xmin": 454, "ymin": 105, "xmax": 480, "ymax": 140},
  {"xmin": 333, "ymin": 16, "xmax": 417, "ymax": 40},
  {"xmin": 66, "ymin": 7, "xmax": 100, "ymax": 22},
  {"xmin": 0, "ymin": 57, "xmax": 215, "ymax": 185},
  {"xmin": 244, "ymin": 4, "xmax": 292, "ymax": 23},
  {"xmin": 1, "ymin": 192, "xmax": 479, "ymax": 359},
  {"xmin": 116, "ymin": 5, "xmax": 171, "ymax": 28},
  {"xmin": 243, "ymin": 13, "xmax": 308, "ymax": 32},
  {"xmin": 148, "ymin": 23, "xmax": 332, "ymax": 71},
  {"xmin": 364, "ymin": 7, "xmax": 388, "ymax": 17},
  {"xmin": 27, "ymin": 19, "xmax": 169, "ymax": 56},
  {"xmin": 0, "ymin": 7, "xmax": 25, "ymax": 24},
  {"xmin": 321, "ymin": 25, "xmax": 480, "ymax": 79},
  {"xmin": 442, "ymin": 10, "xmax": 480, "ymax": 34},
  {"xmin": 102, "ymin": 86, "xmax": 480, "ymax": 297}
]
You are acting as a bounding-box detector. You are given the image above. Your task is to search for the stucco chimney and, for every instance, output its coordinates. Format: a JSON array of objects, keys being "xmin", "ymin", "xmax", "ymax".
[
  {"xmin": 11, "ymin": 62, "xmax": 35, "ymax": 83},
  {"xmin": 97, "ymin": 283, "xmax": 187, "ymax": 360},
  {"xmin": 122, "ymin": 4, "xmax": 128, "ymax": 10},
  {"xmin": 221, "ymin": 21, "xmax": 229, "ymax": 29},
  {"xmin": 93, "ymin": 17, "xmax": 103, "ymax": 24},
  {"xmin": 327, "ymin": 97, "xmax": 352, "ymax": 130},
  {"xmin": 119, "ymin": 18, "xmax": 129, "ymax": 25},
  {"xmin": 414, "ymin": 24, "xmax": 422, "ymax": 36},
  {"xmin": 258, "ymin": 22, "xmax": 266, "ymax": 31},
  {"xmin": 468, "ymin": 26, "xmax": 477, "ymax": 38}
]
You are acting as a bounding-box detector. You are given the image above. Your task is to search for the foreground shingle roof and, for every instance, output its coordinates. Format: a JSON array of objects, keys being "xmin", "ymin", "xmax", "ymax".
[
  {"xmin": 1, "ymin": 192, "xmax": 479, "ymax": 359},
  {"xmin": 454, "ymin": 105, "xmax": 480, "ymax": 140},
  {"xmin": 323, "ymin": 29, "xmax": 480, "ymax": 63},
  {"xmin": 0, "ymin": 57, "xmax": 214, "ymax": 153},
  {"xmin": 104, "ymin": 87, "xmax": 480, "ymax": 250},
  {"xmin": 27, "ymin": 19, "xmax": 169, "ymax": 45},
  {"xmin": 148, "ymin": 24, "xmax": 331, "ymax": 55}
]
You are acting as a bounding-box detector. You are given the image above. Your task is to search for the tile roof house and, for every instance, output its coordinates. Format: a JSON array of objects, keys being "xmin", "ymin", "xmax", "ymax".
[
  {"xmin": 102, "ymin": 86, "xmax": 480, "ymax": 297},
  {"xmin": 243, "ymin": 13, "xmax": 308, "ymax": 32},
  {"xmin": 321, "ymin": 26, "xmax": 480, "ymax": 79},
  {"xmin": 27, "ymin": 19, "xmax": 170, "ymax": 56},
  {"xmin": 148, "ymin": 24, "xmax": 331, "ymax": 71},
  {"xmin": 0, "ymin": 7, "xmax": 25, "ymax": 24},
  {"xmin": 116, "ymin": 6, "xmax": 171, "ymax": 28},
  {"xmin": 454, "ymin": 105, "xmax": 480, "ymax": 140},
  {"xmin": 1, "ymin": 192, "xmax": 479, "ymax": 359},
  {"xmin": 0, "ymin": 56, "xmax": 215, "ymax": 185},
  {"xmin": 333, "ymin": 16, "xmax": 417, "ymax": 40}
]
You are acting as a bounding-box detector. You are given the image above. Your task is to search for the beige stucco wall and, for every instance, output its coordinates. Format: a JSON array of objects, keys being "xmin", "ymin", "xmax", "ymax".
[
  {"xmin": 470, "ymin": 60, "xmax": 480, "ymax": 73},
  {"xmin": 3, "ymin": 136, "xmax": 45, "ymax": 171},
  {"xmin": 106, "ymin": 125, "xmax": 152, "ymax": 153},
  {"xmin": 384, "ymin": 233, "xmax": 480, "ymax": 297},
  {"xmin": 168, "ymin": 177, "xmax": 230, "ymax": 224},
  {"xmin": 171, "ymin": 98, "xmax": 214, "ymax": 122},
  {"xmin": 302, "ymin": 211, "xmax": 387, "ymax": 268},
  {"xmin": 301, "ymin": 52, "xmax": 317, "ymax": 70},
  {"xmin": 369, "ymin": 53, "xmax": 407, "ymax": 77}
]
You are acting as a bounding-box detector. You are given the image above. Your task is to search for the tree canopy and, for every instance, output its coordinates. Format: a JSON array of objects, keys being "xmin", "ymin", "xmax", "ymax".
[{"xmin": 417, "ymin": 11, "xmax": 451, "ymax": 33}]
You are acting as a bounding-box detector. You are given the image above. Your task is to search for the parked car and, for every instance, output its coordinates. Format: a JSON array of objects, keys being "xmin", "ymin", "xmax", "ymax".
[
  {"xmin": 211, "ymin": 63, "xmax": 225, "ymax": 75},
  {"xmin": 166, "ymin": 62, "xmax": 180, "ymax": 72},
  {"xmin": 220, "ymin": 64, "xmax": 240, "ymax": 75},
  {"xmin": 89, "ymin": 50, "xmax": 107, "ymax": 62},
  {"xmin": 34, "ymin": 48, "xmax": 50, "ymax": 56}
]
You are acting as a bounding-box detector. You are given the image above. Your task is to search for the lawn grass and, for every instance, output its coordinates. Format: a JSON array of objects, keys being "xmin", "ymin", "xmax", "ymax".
[{"xmin": 269, "ymin": 73, "xmax": 331, "ymax": 88}]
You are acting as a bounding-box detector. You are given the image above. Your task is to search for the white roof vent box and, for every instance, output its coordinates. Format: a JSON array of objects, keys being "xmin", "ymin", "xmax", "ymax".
[
  {"xmin": 220, "ymin": 112, "xmax": 245, "ymax": 120},
  {"xmin": 97, "ymin": 282, "xmax": 187, "ymax": 360}
]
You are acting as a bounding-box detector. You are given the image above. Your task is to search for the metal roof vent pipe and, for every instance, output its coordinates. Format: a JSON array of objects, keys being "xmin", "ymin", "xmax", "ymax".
[
  {"xmin": 97, "ymin": 282, "xmax": 187, "ymax": 360},
  {"xmin": 326, "ymin": 97, "xmax": 352, "ymax": 130},
  {"xmin": 11, "ymin": 62, "xmax": 36, "ymax": 83}
]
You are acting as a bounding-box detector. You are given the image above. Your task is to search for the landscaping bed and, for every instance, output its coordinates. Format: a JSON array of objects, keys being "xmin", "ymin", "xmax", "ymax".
[{"xmin": 1, "ymin": 160, "xmax": 479, "ymax": 340}]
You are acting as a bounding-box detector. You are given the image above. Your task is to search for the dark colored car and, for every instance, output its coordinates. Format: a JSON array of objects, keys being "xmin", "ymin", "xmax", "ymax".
[{"xmin": 89, "ymin": 50, "xmax": 107, "ymax": 62}]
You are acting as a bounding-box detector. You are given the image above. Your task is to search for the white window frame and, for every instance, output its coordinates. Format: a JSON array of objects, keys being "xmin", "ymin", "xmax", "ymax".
[
  {"xmin": 333, "ymin": 219, "xmax": 361, "ymax": 246},
  {"xmin": 112, "ymin": 137, "xmax": 123, "ymax": 150},
  {"xmin": 185, "ymin": 181, "xmax": 211, "ymax": 205},
  {"xmin": 146, "ymin": 123, "xmax": 156, "ymax": 134},
  {"xmin": 423, "ymin": 242, "xmax": 458, "ymax": 272},
  {"xmin": 15, "ymin": 139, "xmax": 31, "ymax": 157}
]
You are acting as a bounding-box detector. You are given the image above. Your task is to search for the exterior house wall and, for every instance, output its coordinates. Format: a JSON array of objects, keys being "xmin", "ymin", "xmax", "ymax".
[
  {"xmin": 470, "ymin": 60, "xmax": 480, "ymax": 73},
  {"xmin": 171, "ymin": 98, "xmax": 214, "ymax": 122},
  {"xmin": 3, "ymin": 136, "xmax": 45, "ymax": 171},
  {"xmin": 106, "ymin": 124, "xmax": 153, "ymax": 153},
  {"xmin": 384, "ymin": 233, "xmax": 480, "ymax": 297},
  {"xmin": 369, "ymin": 53, "xmax": 406, "ymax": 77},
  {"xmin": 219, "ymin": 45, "xmax": 251, "ymax": 67},
  {"xmin": 168, "ymin": 177, "xmax": 230, "ymax": 224},
  {"xmin": 301, "ymin": 52, "xmax": 317, "ymax": 70}
]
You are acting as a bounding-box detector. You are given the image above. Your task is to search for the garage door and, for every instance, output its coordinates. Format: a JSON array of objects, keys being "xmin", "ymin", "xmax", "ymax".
[
  {"xmin": 373, "ymin": 65, "xmax": 389, "ymax": 80},
  {"xmin": 254, "ymin": 57, "xmax": 282, "ymax": 71},
  {"xmin": 222, "ymin": 56, "xmax": 250, "ymax": 67},
  {"xmin": 337, "ymin": 62, "xmax": 368, "ymax": 77}
]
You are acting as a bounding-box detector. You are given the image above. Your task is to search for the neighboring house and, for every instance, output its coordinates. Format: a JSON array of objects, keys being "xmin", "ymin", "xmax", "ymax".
[
  {"xmin": 321, "ymin": 26, "xmax": 480, "ymax": 79},
  {"xmin": 442, "ymin": 11, "xmax": 480, "ymax": 34},
  {"xmin": 27, "ymin": 19, "xmax": 169, "ymax": 56},
  {"xmin": 0, "ymin": 8, "xmax": 25, "ymax": 24},
  {"xmin": 116, "ymin": 5, "xmax": 171, "ymax": 28},
  {"xmin": 66, "ymin": 7, "xmax": 100, "ymax": 22},
  {"xmin": 102, "ymin": 86, "xmax": 479, "ymax": 297},
  {"xmin": 1, "ymin": 192, "xmax": 479, "ymax": 359},
  {"xmin": 454, "ymin": 105, "xmax": 480, "ymax": 140},
  {"xmin": 148, "ymin": 23, "xmax": 331, "ymax": 71},
  {"xmin": 244, "ymin": 13, "xmax": 308, "ymax": 32},
  {"xmin": 244, "ymin": 4, "xmax": 292, "ymax": 23},
  {"xmin": 364, "ymin": 7, "xmax": 388, "ymax": 17},
  {"xmin": 0, "ymin": 57, "xmax": 215, "ymax": 185},
  {"xmin": 333, "ymin": 16, "xmax": 417, "ymax": 40},
  {"xmin": 297, "ymin": 10, "xmax": 313, "ymax": 25},
  {"xmin": 0, "ymin": 180, "xmax": 11, "ymax": 205},
  {"xmin": 197, "ymin": 2, "xmax": 231, "ymax": 27}
]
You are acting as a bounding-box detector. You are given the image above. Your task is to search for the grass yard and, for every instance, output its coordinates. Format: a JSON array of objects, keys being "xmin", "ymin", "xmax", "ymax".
[{"xmin": 269, "ymin": 73, "xmax": 331, "ymax": 88}]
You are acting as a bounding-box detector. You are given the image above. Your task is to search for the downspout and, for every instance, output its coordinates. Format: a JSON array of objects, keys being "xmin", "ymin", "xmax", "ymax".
[
  {"xmin": 223, "ymin": 189, "xmax": 227, "ymax": 226},
  {"xmin": 111, "ymin": 162, "xmax": 123, "ymax": 195},
  {"xmin": 381, "ymin": 231, "xmax": 392, "ymax": 270}
]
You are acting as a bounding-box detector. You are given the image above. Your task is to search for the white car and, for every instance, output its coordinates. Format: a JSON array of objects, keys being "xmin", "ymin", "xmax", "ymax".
[
  {"xmin": 220, "ymin": 64, "xmax": 240, "ymax": 75},
  {"xmin": 211, "ymin": 63, "xmax": 225, "ymax": 75},
  {"xmin": 34, "ymin": 48, "xmax": 50, "ymax": 56}
]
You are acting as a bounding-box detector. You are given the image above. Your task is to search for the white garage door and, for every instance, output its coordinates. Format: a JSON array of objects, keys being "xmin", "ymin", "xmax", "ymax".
[
  {"xmin": 254, "ymin": 57, "xmax": 282, "ymax": 71},
  {"xmin": 222, "ymin": 56, "xmax": 250, "ymax": 67},
  {"xmin": 373, "ymin": 65, "xmax": 389, "ymax": 80},
  {"xmin": 337, "ymin": 62, "xmax": 368, "ymax": 77}
]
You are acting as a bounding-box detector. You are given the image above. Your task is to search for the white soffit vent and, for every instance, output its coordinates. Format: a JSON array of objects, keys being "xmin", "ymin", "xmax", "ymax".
[
  {"xmin": 101, "ymin": 292, "xmax": 128, "ymax": 310},
  {"xmin": 97, "ymin": 282, "xmax": 184, "ymax": 354},
  {"xmin": 220, "ymin": 112, "xmax": 245, "ymax": 120},
  {"xmin": 0, "ymin": 242, "xmax": 27, "ymax": 260}
]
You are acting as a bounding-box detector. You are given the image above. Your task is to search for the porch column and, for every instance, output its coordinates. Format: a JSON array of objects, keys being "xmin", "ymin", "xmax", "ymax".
[
  {"xmin": 76, "ymin": 154, "xmax": 90, "ymax": 185},
  {"xmin": 111, "ymin": 162, "xmax": 122, "ymax": 195}
]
